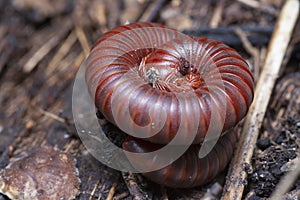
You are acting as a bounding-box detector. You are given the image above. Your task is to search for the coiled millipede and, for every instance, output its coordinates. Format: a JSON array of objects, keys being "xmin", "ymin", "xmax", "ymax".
[{"xmin": 85, "ymin": 22, "xmax": 254, "ymax": 188}]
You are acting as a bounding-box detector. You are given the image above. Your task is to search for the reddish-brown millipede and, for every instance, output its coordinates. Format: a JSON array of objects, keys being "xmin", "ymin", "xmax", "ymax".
[{"xmin": 86, "ymin": 22, "xmax": 254, "ymax": 188}]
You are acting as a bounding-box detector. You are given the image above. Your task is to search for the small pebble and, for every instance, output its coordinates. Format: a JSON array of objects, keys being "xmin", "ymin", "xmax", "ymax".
[{"xmin": 256, "ymin": 138, "xmax": 271, "ymax": 150}]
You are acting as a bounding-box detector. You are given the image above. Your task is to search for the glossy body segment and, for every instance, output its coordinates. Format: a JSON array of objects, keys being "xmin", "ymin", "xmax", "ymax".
[{"xmin": 123, "ymin": 127, "xmax": 238, "ymax": 188}]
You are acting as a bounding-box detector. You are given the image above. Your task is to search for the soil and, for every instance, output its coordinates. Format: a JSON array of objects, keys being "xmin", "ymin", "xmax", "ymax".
[{"xmin": 0, "ymin": 0, "xmax": 299, "ymax": 199}]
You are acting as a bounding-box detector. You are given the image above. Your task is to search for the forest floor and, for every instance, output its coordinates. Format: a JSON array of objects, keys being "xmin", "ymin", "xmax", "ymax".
[{"xmin": 0, "ymin": 0, "xmax": 299, "ymax": 199}]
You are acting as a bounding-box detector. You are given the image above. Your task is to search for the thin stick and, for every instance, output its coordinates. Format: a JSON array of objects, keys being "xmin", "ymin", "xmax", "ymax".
[
  {"xmin": 209, "ymin": 0, "xmax": 225, "ymax": 28},
  {"xmin": 139, "ymin": 0, "xmax": 167, "ymax": 22},
  {"xmin": 270, "ymin": 158, "xmax": 300, "ymax": 200},
  {"xmin": 112, "ymin": 191, "xmax": 129, "ymax": 200},
  {"xmin": 221, "ymin": 0, "xmax": 299, "ymax": 199},
  {"xmin": 237, "ymin": 0, "xmax": 278, "ymax": 15},
  {"xmin": 46, "ymin": 30, "xmax": 77, "ymax": 76},
  {"xmin": 23, "ymin": 35, "xmax": 62, "ymax": 73},
  {"xmin": 122, "ymin": 172, "xmax": 150, "ymax": 200},
  {"xmin": 75, "ymin": 26, "xmax": 91, "ymax": 58},
  {"xmin": 21, "ymin": 21, "xmax": 71, "ymax": 73},
  {"xmin": 234, "ymin": 28, "xmax": 260, "ymax": 80},
  {"xmin": 106, "ymin": 176, "xmax": 119, "ymax": 200},
  {"xmin": 38, "ymin": 108, "xmax": 66, "ymax": 124},
  {"xmin": 89, "ymin": 179, "xmax": 101, "ymax": 200}
]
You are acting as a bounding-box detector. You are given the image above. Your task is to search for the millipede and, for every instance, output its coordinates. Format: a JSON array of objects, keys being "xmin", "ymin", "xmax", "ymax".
[{"xmin": 85, "ymin": 22, "xmax": 254, "ymax": 188}]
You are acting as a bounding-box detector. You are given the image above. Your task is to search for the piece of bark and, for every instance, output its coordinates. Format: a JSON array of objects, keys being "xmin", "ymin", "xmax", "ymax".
[{"xmin": 0, "ymin": 147, "xmax": 80, "ymax": 200}]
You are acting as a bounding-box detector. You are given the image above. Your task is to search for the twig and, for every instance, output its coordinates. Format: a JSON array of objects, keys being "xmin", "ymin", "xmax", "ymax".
[
  {"xmin": 46, "ymin": 30, "xmax": 77, "ymax": 76},
  {"xmin": 133, "ymin": 0, "xmax": 152, "ymax": 22},
  {"xmin": 270, "ymin": 157, "xmax": 300, "ymax": 200},
  {"xmin": 75, "ymin": 25, "xmax": 91, "ymax": 58},
  {"xmin": 237, "ymin": 0, "xmax": 262, "ymax": 8},
  {"xmin": 89, "ymin": 179, "xmax": 101, "ymax": 200},
  {"xmin": 21, "ymin": 21, "xmax": 71, "ymax": 73},
  {"xmin": 22, "ymin": 35, "xmax": 62, "ymax": 73},
  {"xmin": 234, "ymin": 28, "xmax": 260, "ymax": 80},
  {"xmin": 113, "ymin": 191, "xmax": 129, "ymax": 200},
  {"xmin": 274, "ymin": 189, "xmax": 300, "ymax": 200},
  {"xmin": 0, "ymin": 36, "xmax": 14, "ymax": 75},
  {"xmin": 89, "ymin": 0, "xmax": 107, "ymax": 31},
  {"xmin": 221, "ymin": 0, "xmax": 300, "ymax": 200},
  {"xmin": 38, "ymin": 108, "xmax": 66, "ymax": 124},
  {"xmin": 0, "ymin": 26, "xmax": 13, "ymax": 75},
  {"xmin": 0, "ymin": 26, "xmax": 8, "ymax": 55},
  {"xmin": 139, "ymin": 0, "xmax": 167, "ymax": 22},
  {"xmin": 122, "ymin": 172, "xmax": 151, "ymax": 200},
  {"xmin": 237, "ymin": 0, "xmax": 278, "ymax": 15},
  {"xmin": 106, "ymin": 176, "xmax": 119, "ymax": 200},
  {"xmin": 209, "ymin": 0, "xmax": 225, "ymax": 28}
]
